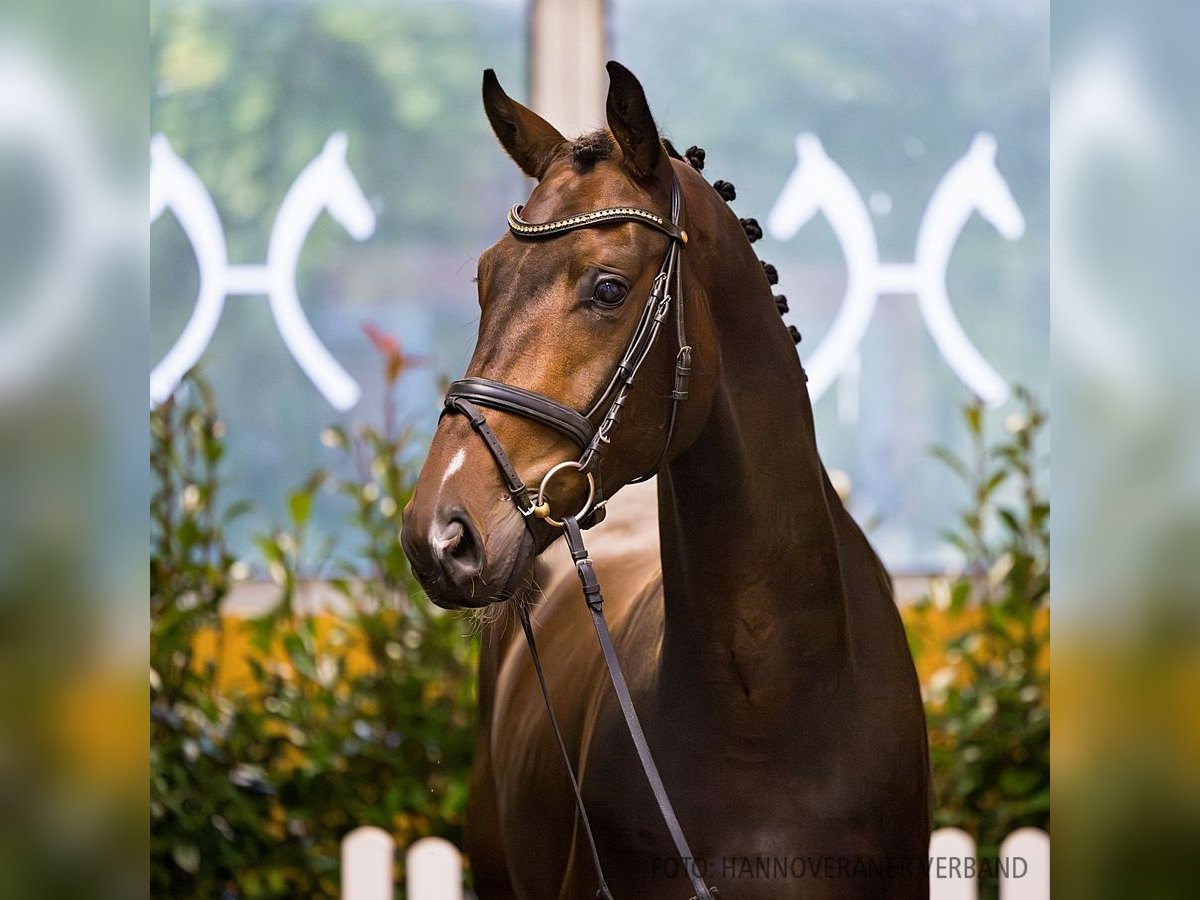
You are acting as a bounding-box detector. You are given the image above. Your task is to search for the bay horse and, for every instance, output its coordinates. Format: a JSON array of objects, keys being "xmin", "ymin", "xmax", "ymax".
[{"xmin": 401, "ymin": 62, "xmax": 930, "ymax": 898}]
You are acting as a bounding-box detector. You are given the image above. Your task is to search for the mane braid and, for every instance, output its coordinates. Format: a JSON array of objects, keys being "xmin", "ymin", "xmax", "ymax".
[{"xmin": 680, "ymin": 141, "xmax": 804, "ymax": 348}]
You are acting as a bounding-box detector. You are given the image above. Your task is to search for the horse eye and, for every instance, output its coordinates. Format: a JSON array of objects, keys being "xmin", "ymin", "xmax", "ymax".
[{"xmin": 593, "ymin": 278, "xmax": 628, "ymax": 308}]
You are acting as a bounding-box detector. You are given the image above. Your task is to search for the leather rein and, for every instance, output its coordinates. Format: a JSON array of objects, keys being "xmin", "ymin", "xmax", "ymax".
[{"xmin": 440, "ymin": 176, "xmax": 716, "ymax": 900}]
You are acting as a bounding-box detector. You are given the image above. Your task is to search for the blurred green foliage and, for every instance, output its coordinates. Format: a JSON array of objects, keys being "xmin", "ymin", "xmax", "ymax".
[
  {"xmin": 150, "ymin": 0, "xmax": 522, "ymax": 253},
  {"xmin": 150, "ymin": 358, "xmax": 476, "ymax": 898},
  {"xmin": 911, "ymin": 387, "xmax": 1050, "ymax": 896}
]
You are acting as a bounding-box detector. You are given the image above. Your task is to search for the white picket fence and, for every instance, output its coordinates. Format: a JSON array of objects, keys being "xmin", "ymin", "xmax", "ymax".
[
  {"xmin": 929, "ymin": 828, "xmax": 1050, "ymax": 900},
  {"xmin": 340, "ymin": 826, "xmax": 1049, "ymax": 899},
  {"xmin": 341, "ymin": 828, "xmax": 463, "ymax": 900}
]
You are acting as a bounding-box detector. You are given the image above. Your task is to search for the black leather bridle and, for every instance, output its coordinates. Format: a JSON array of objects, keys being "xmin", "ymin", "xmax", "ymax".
[
  {"xmin": 444, "ymin": 177, "xmax": 691, "ymax": 531},
  {"xmin": 440, "ymin": 176, "xmax": 716, "ymax": 900}
]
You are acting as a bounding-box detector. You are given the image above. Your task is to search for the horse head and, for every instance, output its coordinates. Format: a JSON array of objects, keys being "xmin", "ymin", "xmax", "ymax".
[
  {"xmin": 148, "ymin": 132, "xmax": 228, "ymax": 272},
  {"xmin": 313, "ymin": 132, "xmax": 376, "ymax": 240},
  {"xmin": 960, "ymin": 132, "xmax": 1026, "ymax": 241},
  {"xmin": 766, "ymin": 132, "xmax": 832, "ymax": 241},
  {"xmin": 1056, "ymin": 39, "xmax": 1165, "ymax": 166},
  {"xmin": 401, "ymin": 63, "xmax": 721, "ymax": 609}
]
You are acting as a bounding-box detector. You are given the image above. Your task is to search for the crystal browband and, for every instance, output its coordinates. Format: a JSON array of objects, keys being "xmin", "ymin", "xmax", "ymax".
[{"xmin": 507, "ymin": 204, "xmax": 687, "ymax": 243}]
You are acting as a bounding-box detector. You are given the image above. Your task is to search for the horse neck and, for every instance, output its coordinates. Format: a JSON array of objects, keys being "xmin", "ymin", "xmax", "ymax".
[
  {"xmin": 655, "ymin": 183, "xmax": 852, "ymax": 721},
  {"xmin": 778, "ymin": 157, "xmax": 879, "ymax": 269},
  {"xmin": 915, "ymin": 164, "xmax": 976, "ymax": 273},
  {"xmin": 156, "ymin": 153, "xmax": 229, "ymax": 272},
  {"xmin": 821, "ymin": 166, "xmax": 881, "ymax": 273},
  {"xmin": 268, "ymin": 163, "xmax": 326, "ymax": 267}
]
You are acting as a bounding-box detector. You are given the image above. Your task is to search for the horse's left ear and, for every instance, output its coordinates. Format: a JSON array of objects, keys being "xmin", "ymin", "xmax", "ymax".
[{"xmin": 605, "ymin": 61, "xmax": 669, "ymax": 182}]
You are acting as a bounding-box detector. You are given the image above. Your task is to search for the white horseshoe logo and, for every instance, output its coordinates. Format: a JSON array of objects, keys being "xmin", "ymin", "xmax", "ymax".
[
  {"xmin": 150, "ymin": 132, "xmax": 376, "ymax": 410},
  {"xmin": 768, "ymin": 132, "xmax": 1026, "ymax": 409},
  {"xmin": 0, "ymin": 43, "xmax": 136, "ymax": 397},
  {"xmin": 1053, "ymin": 39, "xmax": 1165, "ymax": 403}
]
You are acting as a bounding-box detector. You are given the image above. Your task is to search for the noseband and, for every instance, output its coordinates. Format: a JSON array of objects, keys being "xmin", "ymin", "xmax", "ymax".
[{"xmin": 439, "ymin": 175, "xmax": 716, "ymax": 900}]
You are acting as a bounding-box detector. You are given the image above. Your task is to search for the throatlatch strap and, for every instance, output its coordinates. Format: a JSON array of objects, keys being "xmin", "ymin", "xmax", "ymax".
[{"xmin": 563, "ymin": 517, "xmax": 716, "ymax": 900}]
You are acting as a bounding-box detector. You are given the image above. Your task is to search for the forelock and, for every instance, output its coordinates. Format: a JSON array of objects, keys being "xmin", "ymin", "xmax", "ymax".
[{"xmin": 570, "ymin": 130, "xmax": 616, "ymax": 169}]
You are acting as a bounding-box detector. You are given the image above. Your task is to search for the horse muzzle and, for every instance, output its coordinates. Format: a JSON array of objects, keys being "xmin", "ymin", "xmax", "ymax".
[{"xmin": 400, "ymin": 500, "xmax": 535, "ymax": 609}]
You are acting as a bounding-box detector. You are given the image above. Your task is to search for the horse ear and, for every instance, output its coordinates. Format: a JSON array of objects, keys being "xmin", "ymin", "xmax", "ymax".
[
  {"xmin": 482, "ymin": 69, "xmax": 566, "ymax": 180},
  {"xmin": 324, "ymin": 132, "xmax": 349, "ymax": 158},
  {"xmin": 605, "ymin": 61, "xmax": 669, "ymax": 182},
  {"xmin": 972, "ymin": 132, "xmax": 998, "ymax": 160}
]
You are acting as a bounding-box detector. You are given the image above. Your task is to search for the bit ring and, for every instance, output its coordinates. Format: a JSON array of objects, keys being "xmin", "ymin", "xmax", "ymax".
[{"xmin": 534, "ymin": 461, "xmax": 596, "ymax": 527}]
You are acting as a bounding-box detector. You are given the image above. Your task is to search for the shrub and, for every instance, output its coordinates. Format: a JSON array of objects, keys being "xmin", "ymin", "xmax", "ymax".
[
  {"xmin": 150, "ymin": 361, "xmax": 476, "ymax": 898},
  {"xmin": 909, "ymin": 387, "xmax": 1050, "ymax": 896}
]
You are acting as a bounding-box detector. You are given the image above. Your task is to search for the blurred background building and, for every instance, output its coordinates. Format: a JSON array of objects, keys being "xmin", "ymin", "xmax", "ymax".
[{"xmin": 150, "ymin": 0, "xmax": 1049, "ymax": 577}]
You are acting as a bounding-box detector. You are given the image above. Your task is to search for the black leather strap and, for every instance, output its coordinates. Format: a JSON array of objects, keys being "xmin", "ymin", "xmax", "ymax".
[
  {"xmin": 440, "ymin": 175, "xmax": 712, "ymax": 898},
  {"xmin": 447, "ymin": 377, "xmax": 595, "ymax": 449},
  {"xmin": 443, "ymin": 396, "xmax": 536, "ymax": 515},
  {"xmin": 517, "ymin": 603, "xmax": 613, "ymax": 900},
  {"xmin": 563, "ymin": 518, "xmax": 716, "ymax": 900}
]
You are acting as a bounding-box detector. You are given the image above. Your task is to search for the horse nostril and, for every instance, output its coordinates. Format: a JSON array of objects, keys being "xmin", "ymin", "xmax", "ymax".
[
  {"xmin": 435, "ymin": 519, "xmax": 466, "ymax": 556},
  {"xmin": 434, "ymin": 514, "xmax": 485, "ymax": 586}
]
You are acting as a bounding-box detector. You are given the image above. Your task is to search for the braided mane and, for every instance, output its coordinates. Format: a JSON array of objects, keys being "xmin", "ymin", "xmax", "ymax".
[
  {"xmin": 667, "ymin": 138, "xmax": 802, "ymax": 347},
  {"xmin": 571, "ymin": 133, "xmax": 800, "ymax": 346}
]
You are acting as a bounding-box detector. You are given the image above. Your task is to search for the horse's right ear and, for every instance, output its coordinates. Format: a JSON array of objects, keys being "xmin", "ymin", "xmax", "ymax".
[{"xmin": 482, "ymin": 69, "xmax": 566, "ymax": 180}]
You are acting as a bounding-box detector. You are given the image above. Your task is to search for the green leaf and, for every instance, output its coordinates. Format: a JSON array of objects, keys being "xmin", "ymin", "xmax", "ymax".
[
  {"xmin": 981, "ymin": 469, "xmax": 1007, "ymax": 499},
  {"xmin": 930, "ymin": 445, "xmax": 971, "ymax": 482},
  {"xmin": 289, "ymin": 490, "xmax": 312, "ymax": 527},
  {"xmin": 997, "ymin": 507, "xmax": 1022, "ymax": 536},
  {"xmin": 254, "ymin": 534, "xmax": 283, "ymax": 565},
  {"xmin": 223, "ymin": 498, "xmax": 254, "ymax": 522},
  {"xmin": 283, "ymin": 632, "xmax": 316, "ymax": 680},
  {"xmin": 939, "ymin": 530, "xmax": 971, "ymax": 554},
  {"xmin": 303, "ymin": 468, "xmax": 329, "ymax": 496},
  {"xmin": 964, "ymin": 403, "xmax": 983, "ymax": 436},
  {"xmin": 949, "ymin": 579, "xmax": 971, "ymax": 614}
]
